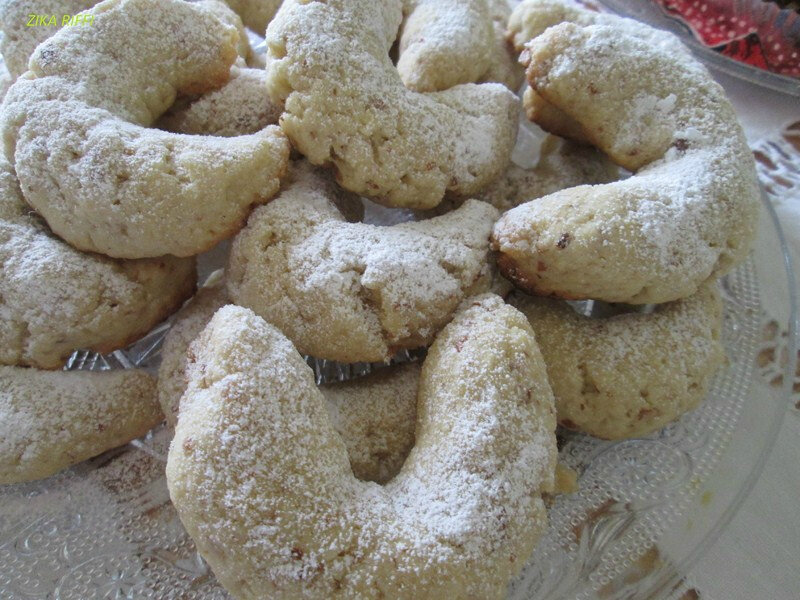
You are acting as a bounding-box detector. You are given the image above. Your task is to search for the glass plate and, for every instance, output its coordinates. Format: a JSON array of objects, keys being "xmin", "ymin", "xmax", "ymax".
[
  {"xmin": 1, "ymin": 172, "xmax": 795, "ymax": 600},
  {"xmin": 0, "ymin": 14, "xmax": 797, "ymax": 600}
]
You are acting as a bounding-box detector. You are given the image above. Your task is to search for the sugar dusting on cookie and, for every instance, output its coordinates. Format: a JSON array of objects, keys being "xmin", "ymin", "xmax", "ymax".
[
  {"xmin": 512, "ymin": 282, "xmax": 724, "ymax": 439},
  {"xmin": 265, "ymin": 0, "xmax": 519, "ymax": 209},
  {"xmin": 227, "ymin": 161, "xmax": 501, "ymax": 363},
  {"xmin": 493, "ymin": 4, "xmax": 759, "ymax": 304},
  {"xmin": 0, "ymin": 367, "xmax": 162, "ymax": 484},
  {"xmin": 0, "ymin": 156, "xmax": 194, "ymax": 369},
  {"xmin": 166, "ymin": 297, "xmax": 556, "ymax": 598}
]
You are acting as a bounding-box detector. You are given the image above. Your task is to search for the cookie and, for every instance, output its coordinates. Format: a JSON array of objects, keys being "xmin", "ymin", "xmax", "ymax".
[
  {"xmin": 478, "ymin": 0, "xmax": 526, "ymax": 90},
  {"xmin": 166, "ymin": 295, "xmax": 556, "ymax": 598},
  {"xmin": 323, "ymin": 365, "xmax": 418, "ymax": 485},
  {"xmin": 197, "ymin": 0, "xmax": 257, "ymax": 65},
  {"xmin": 510, "ymin": 282, "xmax": 725, "ymax": 439},
  {"xmin": 227, "ymin": 160, "xmax": 500, "ymax": 362},
  {"xmin": 158, "ymin": 67, "xmax": 281, "ymax": 137},
  {"xmin": 478, "ymin": 135, "xmax": 618, "ymax": 212},
  {"xmin": 0, "ymin": 156, "xmax": 195, "ymax": 369},
  {"xmin": 1, "ymin": 0, "xmax": 290, "ymax": 259},
  {"xmin": 0, "ymin": 366, "xmax": 162, "ymax": 484},
  {"xmin": 265, "ymin": 0, "xmax": 518, "ymax": 209},
  {"xmin": 397, "ymin": 0, "xmax": 494, "ymax": 92},
  {"xmin": 223, "ymin": 0, "xmax": 282, "ymax": 33},
  {"xmin": 492, "ymin": 9, "xmax": 759, "ymax": 303}
]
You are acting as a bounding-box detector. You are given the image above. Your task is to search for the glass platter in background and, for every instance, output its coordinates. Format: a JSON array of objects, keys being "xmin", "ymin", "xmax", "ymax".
[
  {"xmin": 598, "ymin": 0, "xmax": 800, "ymax": 96},
  {"xmin": 1, "ymin": 16, "xmax": 797, "ymax": 600}
]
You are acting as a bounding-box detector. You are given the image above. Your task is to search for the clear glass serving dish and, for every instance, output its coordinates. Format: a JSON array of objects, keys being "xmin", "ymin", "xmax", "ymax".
[
  {"xmin": 1, "ymin": 157, "xmax": 794, "ymax": 600},
  {"xmin": 1, "ymin": 11, "xmax": 797, "ymax": 600}
]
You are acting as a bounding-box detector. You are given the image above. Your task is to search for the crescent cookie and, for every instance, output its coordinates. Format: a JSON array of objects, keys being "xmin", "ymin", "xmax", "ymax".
[
  {"xmin": 166, "ymin": 295, "xmax": 557, "ymax": 599},
  {"xmin": 478, "ymin": 0, "xmax": 526, "ymax": 91},
  {"xmin": 0, "ymin": 366, "xmax": 163, "ymax": 484},
  {"xmin": 196, "ymin": 0, "xmax": 257, "ymax": 65},
  {"xmin": 322, "ymin": 365, "xmax": 419, "ymax": 485},
  {"xmin": 223, "ymin": 0, "xmax": 282, "ymax": 33},
  {"xmin": 417, "ymin": 135, "xmax": 617, "ymax": 218},
  {"xmin": 0, "ymin": 157, "xmax": 195, "ymax": 369},
  {"xmin": 478, "ymin": 135, "xmax": 618, "ymax": 212},
  {"xmin": 156, "ymin": 272, "xmax": 418, "ymax": 485},
  {"xmin": 0, "ymin": 62, "xmax": 12, "ymax": 101},
  {"xmin": 265, "ymin": 0, "xmax": 518, "ymax": 209},
  {"xmin": 0, "ymin": 1, "xmax": 255, "ymax": 79},
  {"xmin": 158, "ymin": 67, "xmax": 281, "ymax": 137},
  {"xmin": 397, "ymin": 0, "xmax": 494, "ymax": 92},
  {"xmin": 227, "ymin": 161, "xmax": 499, "ymax": 363},
  {"xmin": 0, "ymin": 0, "xmax": 96, "ymax": 79},
  {"xmin": 491, "ymin": 10, "xmax": 759, "ymax": 303},
  {"xmin": 508, "ymin": 0, "xmax": 696, "ymax": 144},
  {"xmin": 1, "ymin": 0, "xmax": 290, "ymax": 259},
  {"xmin": 510, "ymin": 282, "xmax": 724, "ymax": 440}
]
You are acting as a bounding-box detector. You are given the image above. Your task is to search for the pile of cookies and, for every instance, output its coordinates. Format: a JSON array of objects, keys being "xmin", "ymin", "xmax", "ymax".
[{"xmin": 0, "ymin": 0, "xmax": 759, "ymax": 597}]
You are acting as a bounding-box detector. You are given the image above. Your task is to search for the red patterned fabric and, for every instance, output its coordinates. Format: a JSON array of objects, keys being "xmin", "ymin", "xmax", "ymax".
[{"xmin": 654, "ymin": 0, "xmax": 799, "ymax": 77}]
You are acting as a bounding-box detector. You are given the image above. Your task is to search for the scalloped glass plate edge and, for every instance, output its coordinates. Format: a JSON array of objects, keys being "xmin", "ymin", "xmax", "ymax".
[{"xmin": 626, "ymin": 192, "xmax": 796, "ymax": 599}]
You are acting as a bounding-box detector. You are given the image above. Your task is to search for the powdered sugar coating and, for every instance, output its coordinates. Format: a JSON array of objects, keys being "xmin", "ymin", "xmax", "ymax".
[
  {"xmin": 478, "ymin": 0, "xmax": 526, "ymax": 90},
  {"xmin": 0, "ymin": 0, "xmax": 96, "ymax": 79},
  {"xmin": 397, "ymin": 0, "xmax": 494, "ymax": 92},
  {"xmin": 157, "ymin": 272, "xmax": 418, "ymax": 485},
  {"xmin": 223, "ymin": 0, "xmax": 282, "ymax": 34},
  {"xmin": 0, "ymin": 366, "xmax": 162, "ymax": 483},
  {"xmin": 0, "ymin": 156, "xmax": 195, "ymax": 369},
  {"xmin": 227, "ymin": 161, "xmax": 500, "ymax": 363},
  {"xmin": 478, "ymin": 135, "xmax": 618, "ymax": 212},
  {"xmin": 0, "ymin": 62, "xmax": 10, "ymax": 101},
  {"xmin": 0, "ymin": 0, "xmax": 290, "ymax": 259},
  {"xmin": 158, "ymin": 67, "xmax": 281, "ymax": 137},
  {"xmin": 197, "ymin": 0, "xmax": 256, "ymax": 65},
  {"xmin": 493, "ymin": 9, "xmax": 759, "ymax": 303},
  {"xmin": 265, "ymin": 0, "xmax": 518, "ymax": 209},
  {"xmin": 166, "ymin": 295, "xmax": 556, "ymax": 598},
  {"xmin": 510, "ymin": 282, "xmax": 724, "ymax": 439}
]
